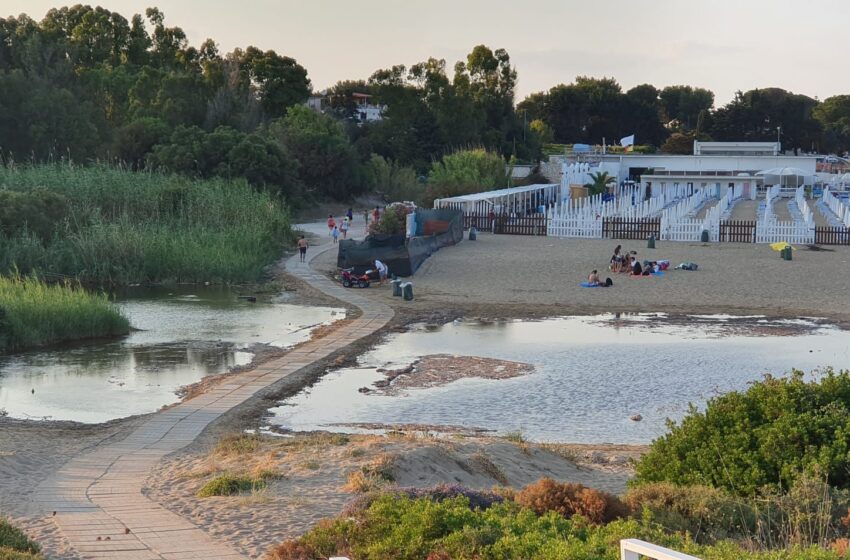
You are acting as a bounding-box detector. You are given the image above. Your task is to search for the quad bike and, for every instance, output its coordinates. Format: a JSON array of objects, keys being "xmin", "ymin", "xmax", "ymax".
[{"xmin": 341, "ymin": 268, "xmax": 371, "ymax": 288}]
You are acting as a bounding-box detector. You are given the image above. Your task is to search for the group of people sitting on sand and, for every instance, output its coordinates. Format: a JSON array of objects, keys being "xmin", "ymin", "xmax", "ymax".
[
  {"xmin": 609, "ymin": 245, "xmax": 668, "ymax": 276},
  {"xmin": 587, "ymin": 245, "xmax": 670, "ymax": 286}
]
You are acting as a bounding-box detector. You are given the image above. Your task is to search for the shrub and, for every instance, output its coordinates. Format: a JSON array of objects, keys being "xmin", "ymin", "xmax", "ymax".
[
  {"xmin": 0, "ymin": 164, "xmax": 293, "ymax": 286},
  {"xmin": 368, "ymin": 203, "xmax": 409, "ymax": 236},
  {"xmin": 0, "ymin": 520, "xmax": 39, "ymax": 555},
  {"xmin": 514, "ymin": 478, "xmax": 628, "ymax": 524},
  {"xmin": 196, "ymin": 470, "xmax": 278, "ymax": 498},
  {"xmin": 213, "ymin": 433, "xmax": 262, "ymax": 457},
  {"xmin": 624, "ymin": 482, "xmax": 756, "ymax": 543},
  {"xmin": 633, "ymin": 369, "xmax": 850, "ymax": 495},
  {"xmin": 281, "ymin": 491, "xmax": 842, "ymax": 560},
  {"xmin": 425, "ymin": 148, "xmax": 508, "ymax": 206},
  {"xmin": 0, "ymin": 274, "xmax": 130, "ymax": 353},
  {"xmin": 267, "ymin": 540, "xmax": 319, "ymax": 560}
]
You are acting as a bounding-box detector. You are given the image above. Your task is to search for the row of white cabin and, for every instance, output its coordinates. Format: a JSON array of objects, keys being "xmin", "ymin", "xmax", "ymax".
[{"xmin": 434, "ymin": 142, "xmax": 826, "ymax": 213}]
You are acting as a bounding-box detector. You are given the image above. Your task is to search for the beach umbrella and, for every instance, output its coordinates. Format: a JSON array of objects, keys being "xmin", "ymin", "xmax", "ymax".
[{"xmin": 756, "ymin": 167, "xmax": 814, "ymax": 187}]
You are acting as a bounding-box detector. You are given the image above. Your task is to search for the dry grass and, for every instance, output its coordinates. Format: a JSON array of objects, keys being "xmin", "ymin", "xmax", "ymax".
[
  {"xmin": 343, "ymin": 454, "xmax": 397, "ymax": 493},
  {"xmin": 469, "ymin": 452, "xmax": 509, "ymax": 485}
]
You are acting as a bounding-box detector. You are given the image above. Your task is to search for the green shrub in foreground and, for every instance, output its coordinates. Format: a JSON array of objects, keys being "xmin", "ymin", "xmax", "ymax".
[
  {"xmin": 634, "ymin": 369, "xmax": 850, "ymax": 496},
  {"xmin": 270, "ymin": 494, "xmax": 842, "ymax": 560},
  {"xmin": 0, "ymin": 519, "xmax": 41, "ymax": 557},
  {"xmin": 0, "ymin": 274, "xmax": 129, "ymax": 353}
]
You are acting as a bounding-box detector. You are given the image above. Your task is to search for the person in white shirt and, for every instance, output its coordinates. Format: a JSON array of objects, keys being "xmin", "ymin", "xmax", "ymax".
[{"xmin": 374, "ymin": 260, "xmax": 388, "ymax": 284}]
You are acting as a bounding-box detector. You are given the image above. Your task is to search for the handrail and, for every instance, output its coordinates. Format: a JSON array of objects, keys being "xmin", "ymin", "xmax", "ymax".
[{"xmin": 621, "ymin": 539, "xmax": 702, "ymax": 560}]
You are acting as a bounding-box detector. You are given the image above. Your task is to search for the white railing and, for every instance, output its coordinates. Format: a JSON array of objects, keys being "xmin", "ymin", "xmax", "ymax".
[
  {"xmin": 824, "ymin": 187, "xmax": 850, "ymax": 227},
  {"xmin": 621, "ymin": 539, "xmax": 701, "ymax": 560},
  {"xmin": 795, "ymin": 186, "xmax": 814, "ymax": 227}
]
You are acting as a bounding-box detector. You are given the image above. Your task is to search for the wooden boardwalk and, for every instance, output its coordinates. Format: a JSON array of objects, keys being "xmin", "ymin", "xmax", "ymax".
[{"xmin": 33, "ymin": 240, "xmax": 393, "ymax": 559}]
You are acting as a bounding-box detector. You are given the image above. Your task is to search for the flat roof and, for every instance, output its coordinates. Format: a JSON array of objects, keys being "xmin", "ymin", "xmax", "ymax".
[{"xmin": 436, "ymin": 183, "xmax": 558, "ymax": 203}]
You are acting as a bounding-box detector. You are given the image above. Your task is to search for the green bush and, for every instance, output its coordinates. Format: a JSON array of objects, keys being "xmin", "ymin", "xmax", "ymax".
[
  {"xmin": 281, "ymin": 492, "xmax": 843, "ymax": 560},
  {"xmin": 0, "ymin": 274, "xmax": 129, "ymax": 352},
  {"xmin": 196, "ymin": 471, "xmax": 278, "ymax": 497},
  {"xmin": 426, "ymin": 148, "xmax": 508, "ymax": 206},
  {"xmin": 0, "ymin": 519, "xmax": 40, "ymax": 556},
  {"xmin": 634, "ymin": 370, "xmax": 850, "ymax": 496},
  {"xmin": 0, "ymin": 164, "xmax": 293, "ymax": 285}
]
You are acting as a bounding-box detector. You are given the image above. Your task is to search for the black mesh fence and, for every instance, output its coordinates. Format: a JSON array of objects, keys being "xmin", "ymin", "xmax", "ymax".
[{"xmin": 336, "ymin": 208, "xmax": 462, "ymax": 277}]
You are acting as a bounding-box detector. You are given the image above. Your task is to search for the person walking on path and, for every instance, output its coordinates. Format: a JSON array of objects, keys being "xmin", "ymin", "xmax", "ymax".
[
  {"xmin": 297, "ymin": 236, "xmax": 308, "ymax": 263},
  {"xmin": 340, "ymin": 217, "xmax": 349, "ymax": 239},
  {"xmin": 372, "ymin": 206, "xmax": 380, "ymax": 224},
  {"xmin": 332, "ymin": 226, "xmax": 340, "ymax": 244},
  {"xmin": 327, "ymin": 214, "xmax": 336, "ymax": 235},
  {"xmin": 346, "ymin": 208, "xmax": 353, "ymax": 222}
]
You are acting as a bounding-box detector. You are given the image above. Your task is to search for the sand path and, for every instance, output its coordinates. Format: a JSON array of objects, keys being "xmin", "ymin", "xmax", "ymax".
[
  {"xmin": 31, "ymin": 234, "xmax": 393, "ymax": 560},
  {"xmin": 728, "ymin": 199, "xmax": 758, "ymax": 221}
]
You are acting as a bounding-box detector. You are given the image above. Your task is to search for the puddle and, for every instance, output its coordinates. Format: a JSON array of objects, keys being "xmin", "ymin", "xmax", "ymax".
[
  {"xmin": 267, "ymin": 314, "xmax": 850, "ymax": 444},
  {"xmin": 0, "ymin": 286, "xmax": 343, "ymax": 423}
]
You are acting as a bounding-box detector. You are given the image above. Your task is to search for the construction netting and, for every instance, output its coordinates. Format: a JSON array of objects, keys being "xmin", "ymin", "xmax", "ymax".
[{"xmin": 336, "ymin": 208, "xmax": 462, "ymax": 277}]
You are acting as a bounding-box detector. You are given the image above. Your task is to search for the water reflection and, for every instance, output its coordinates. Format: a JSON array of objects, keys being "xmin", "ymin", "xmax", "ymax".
[
  {"xmin": 268, "ymin": 314, "xmax": 850, "ymax": 444},
  {"xmin": 0, "ymin": 286, "xmax": 343, "ymax": 423}
]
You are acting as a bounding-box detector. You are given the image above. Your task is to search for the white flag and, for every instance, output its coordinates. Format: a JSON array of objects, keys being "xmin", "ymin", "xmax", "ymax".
[{"xmin": 620, "ymin": 134, "xmax": 635, "ymax": 147}]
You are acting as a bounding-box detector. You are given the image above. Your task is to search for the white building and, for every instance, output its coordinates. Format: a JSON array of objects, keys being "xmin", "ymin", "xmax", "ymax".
[{"xmin": 548, "ymin": 142, "xmax": 817, "ymax": 201}]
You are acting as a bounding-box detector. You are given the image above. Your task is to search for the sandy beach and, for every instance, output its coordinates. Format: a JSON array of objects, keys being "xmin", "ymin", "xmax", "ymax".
[{"xmin": 315, "ymin": 233, "xmax": 850, "ymax": 322}]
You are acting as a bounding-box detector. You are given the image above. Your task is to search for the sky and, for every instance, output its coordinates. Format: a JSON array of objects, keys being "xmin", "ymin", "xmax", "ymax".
[{"xmin": 5, "ymin": 0, "xmax": 850, "ymax": 105}]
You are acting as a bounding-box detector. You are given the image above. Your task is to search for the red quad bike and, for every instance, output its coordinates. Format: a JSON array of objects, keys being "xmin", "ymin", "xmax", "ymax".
[{"xmin": 341, "ymin": 268, "xmax": 371, "ymax": 288}]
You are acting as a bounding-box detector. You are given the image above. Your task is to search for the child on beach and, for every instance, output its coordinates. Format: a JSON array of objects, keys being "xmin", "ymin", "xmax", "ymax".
[
  {"xmin": 332, "ymin": 226, "xmax": 340, "ymax": 243},
  {"xmin": 340, "ymin": 217, "xmax": 349, "ymax": 239},
  {"xmin": 327, "ymin": 214, "xmax": 336, "ymax": 235}
]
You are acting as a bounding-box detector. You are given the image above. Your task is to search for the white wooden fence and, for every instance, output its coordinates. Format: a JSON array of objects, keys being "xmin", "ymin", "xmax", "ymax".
[
  {"xmin": 824, "ymin": 187, "xmax": 850, "ymax": 227},
  {"xmin": 621, "ymin": 539, "xmax": 701, "ymax": 560},
  {"xmin": 756, "ymin": 185, "xmax": 814, "ymax": 244},
  {"xmin": 659, "ymin": 187, "xmax": 712, "ymax": 242}
]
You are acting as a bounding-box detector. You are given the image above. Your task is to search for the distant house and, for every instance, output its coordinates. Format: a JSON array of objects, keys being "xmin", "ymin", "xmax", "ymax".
[
  {"xmin": 304, "ymin": 90, "xmax": 384, "ymax": 123},
  {"xmin": 350, "ymin": 92, "xmax": 383, "ymax": 123}
]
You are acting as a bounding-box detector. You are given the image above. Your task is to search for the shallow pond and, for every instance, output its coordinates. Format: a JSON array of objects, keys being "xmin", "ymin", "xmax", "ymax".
[
  {"xmin": 268, "ymin": 314, "xmax": 850, "ymax": 444},
  {"xmin": 0, "ymin": 286, "xmax": 343, "ymax": 423}
]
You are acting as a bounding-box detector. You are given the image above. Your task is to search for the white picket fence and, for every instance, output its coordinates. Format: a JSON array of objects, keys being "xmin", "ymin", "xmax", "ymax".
[
  {"xmin": 756, "ymin": 186, "xmax": 814, "ymax": 243},
  {"xmin": 824, "ymin": 187, "xmax": 850, "ymax": 227},
  {"xmin": 547, "ymin": 214, "xmax": 603, "ymax": 238},
  {"xmin": 659, "ymin": 187, "xmax": 712, "ymax": 242}
]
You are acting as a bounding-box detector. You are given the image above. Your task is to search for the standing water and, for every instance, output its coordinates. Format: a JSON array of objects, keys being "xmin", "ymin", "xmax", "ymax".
[
  {"xmin": 268, "ymin": 314, "xmax": 850, "ymax": 443},
  {"xmin": 0, "ymin": 286, "xmax": 343, "ymax": 423}
]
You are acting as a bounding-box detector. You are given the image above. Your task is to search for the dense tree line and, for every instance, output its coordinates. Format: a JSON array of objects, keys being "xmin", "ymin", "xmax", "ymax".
[
  {"xmin": 520, "ymin": 77, "xmax": 850, "ymax": 155},
  {"xmin": 6, "ymin": 6, "xmax": 850, "ymax": 205},
  {"xmin": 0, "ymin": 6, "xmax": 540, "ymax": 204}
]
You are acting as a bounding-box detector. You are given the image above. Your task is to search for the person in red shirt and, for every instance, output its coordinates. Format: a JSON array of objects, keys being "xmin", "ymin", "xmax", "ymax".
[{"xmin": 327, "ymin": 214, "xmax": 335, "ymax": 235}]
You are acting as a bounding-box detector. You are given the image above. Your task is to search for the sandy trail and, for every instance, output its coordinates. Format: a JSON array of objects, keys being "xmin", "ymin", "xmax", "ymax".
[{"xmin": 729, "ymin": 199, "xmax": 758, "ymax": 221}]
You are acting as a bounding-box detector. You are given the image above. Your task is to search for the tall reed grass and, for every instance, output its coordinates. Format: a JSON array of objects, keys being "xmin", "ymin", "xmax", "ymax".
[
  {"xmin": 0, "ymin": 274, "xmax": 130, "ymax": 353},
  {"xmin": 0, "ymin": 164, "xmax": 293, "ymax": 285}
]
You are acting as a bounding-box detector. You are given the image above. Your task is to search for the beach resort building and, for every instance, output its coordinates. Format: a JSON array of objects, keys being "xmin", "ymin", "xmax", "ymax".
[{"xmin": 548, "ymin": 141, "xmax": 818, "ymax": 201}]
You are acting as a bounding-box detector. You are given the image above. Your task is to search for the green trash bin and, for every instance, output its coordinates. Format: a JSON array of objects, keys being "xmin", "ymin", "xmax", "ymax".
[
  {"xmin": 784, "ymin": 247, "xmax": 793, "ymax": 261},
  {"xmin": 402, "ymin": 282, "xmax": 414, "ymax": 301},
  {"xmin": 700, "ymin": 230, "xmax": 710, "ymax": 243},
  {"xmin": 647, "ymin": 234, "xmax": 656, "ymax": 249},
  {"xmin": 392, "ymin": 279, "xmax": 402, "ymax": 297}
]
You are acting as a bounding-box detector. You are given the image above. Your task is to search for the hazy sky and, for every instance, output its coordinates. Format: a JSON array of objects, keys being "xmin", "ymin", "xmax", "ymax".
[{"xmin": 5, "ymin": 0, "xmax": 850, "ymax": 105}]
